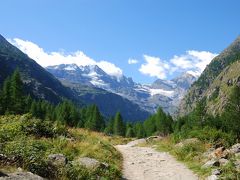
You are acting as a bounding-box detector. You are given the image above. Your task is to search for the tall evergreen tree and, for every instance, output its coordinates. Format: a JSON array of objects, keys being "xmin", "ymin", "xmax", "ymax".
[
  {"xmin": 104, "ymin": 117, "xmax": 115, "ymax": 135},
  {"xmin": 193, "ymin": 98, "xmax": 207, "ymax": 128},
  {"xmin": 222, "ymin": 85, "xmax": 240, "ymax": 137},
  {"xmin": 1, "ymin": 76, "xmax": 12, "ymax": 114},
  {"xmin": 10, "ymin": 69, "xmax": 25, "ymax": 114},
  {"xmin": 113, "ymin": 112, "xmax": 125, "ymax": 136},
  {"xmin": 134, "ymin": 122, "xmax": 145, "ymax": 138},
  {"xmin": 84, "ymin": 105, "xmax": 105, "ymax": 131},
  {"xmin": 143, "ymin": 116, "xmax": 156, "ymax": 136}
]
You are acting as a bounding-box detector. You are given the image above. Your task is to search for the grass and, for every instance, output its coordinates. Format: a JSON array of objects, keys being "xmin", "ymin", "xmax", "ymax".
[{"xmin": 0, "ymin": 114, "xmax": 130, "ymax": 179}]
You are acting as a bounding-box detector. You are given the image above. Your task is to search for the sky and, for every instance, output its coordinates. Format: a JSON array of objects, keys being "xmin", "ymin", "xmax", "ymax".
[{"xmin": 1, "ymin": 0, "xmax": 240, "ymax": 83}]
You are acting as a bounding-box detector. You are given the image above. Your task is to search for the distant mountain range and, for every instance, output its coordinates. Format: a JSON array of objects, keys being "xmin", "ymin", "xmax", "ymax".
[
  {"xmin": 0, "ymin": 34, "xmax": 150, "ymax": 121},
  {"xmin": 46, "ymin": 64, "xmax": 197, "ymax": 115},
  {"xmin": 0, "ymin": 33, "xmax": 200, "ymax": 121}
]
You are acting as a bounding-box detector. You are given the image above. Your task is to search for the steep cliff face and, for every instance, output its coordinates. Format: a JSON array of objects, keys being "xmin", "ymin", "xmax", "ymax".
[{"xmin": 179, "ymin": 36, "xmax": 240, "ymax": 116}]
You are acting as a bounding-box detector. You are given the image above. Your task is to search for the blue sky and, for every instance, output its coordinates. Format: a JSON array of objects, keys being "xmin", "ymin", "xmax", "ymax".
[{"xmin": 1, "ymin": 0, "xmax": 240, "ymax": 83}]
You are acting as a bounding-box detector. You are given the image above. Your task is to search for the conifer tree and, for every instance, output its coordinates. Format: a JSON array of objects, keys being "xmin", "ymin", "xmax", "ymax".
[
  {"xmin": 113, "ymin": 112, "xmax": 125, "ymax": 136},
  {"xmin": 143, "ymin": 116, "xmax": 156, "ymax": 136},
  {"xmin": 222, "ymin": 85, "xmax": 240, "ymax": 137},
  {"xmin": 104, "ymin": 117, "xmax": 115, "ymax": 135},
  {"xmin": 10, "ymin": 69, "xmax": 24, "ymax": 114},
  {"xmin": 134, "ymin": 122, "xmax": 145, "ymax": 138}
]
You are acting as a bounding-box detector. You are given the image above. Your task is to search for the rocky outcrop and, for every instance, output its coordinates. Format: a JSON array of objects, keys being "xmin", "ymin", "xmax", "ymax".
[
  {"xmin": 73, "ymin": 157, "xmax": 108, "ymax": 170},
  {"xmin": 202, "ymin": 143, "xmax": 240, "ymax": 179},
  {"xmin": 0, "ymin": 172, "xmax": 44, "ymax": 180},
  {"xmin": 47, "ymin": 154, "xmax": 68, "ymax": 167}
]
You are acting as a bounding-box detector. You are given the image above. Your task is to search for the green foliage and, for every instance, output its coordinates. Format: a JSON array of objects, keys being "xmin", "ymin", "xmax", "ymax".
[
  {"xmin": 84, "ymin": 105, "xmax": 105, "ymax": 131},
  {"xmin": 113, "ymin": 112, "xmax": 125, "ymax": 136},
  {"xmin": 142, "ymin": 107, "xmax": 173, "ymax": 137},
  {"xmin": 125, "ymin": 123, "xmax": 135, "ymax": 138},
  {"xmin": 104, "ymin": 117, "xmax": 114, "ymax": 135},
  {"xmin": 0, "ymin": 115, "xmax": 122, "ymax": 179},
  {"xmin": 143, "ymin": 116, "xmax": 156, "ymax": 136},
  {"xmin": 0, "ymin": 70, "xmax": 26, "ymax": 115},
  {"xmin": 221, "ymin": 85, "xmax": 240, "ymax": 137},
  {"xmin": 134, "ymin": 122, "xmax": 145, "ymax": 138}
]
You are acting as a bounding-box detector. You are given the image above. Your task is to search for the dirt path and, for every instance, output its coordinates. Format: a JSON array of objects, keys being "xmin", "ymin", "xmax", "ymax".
[{"xmin": 115, "ymin": 139, "xmax": 198, "ymax": 180}]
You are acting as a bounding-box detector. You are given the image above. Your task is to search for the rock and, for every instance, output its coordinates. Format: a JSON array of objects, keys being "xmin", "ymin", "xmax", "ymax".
[
  {"xmin": 234, "ymin": 160, "xmax": 240, "ymax": 171},
  {"xmin": 212, "ymin": 169, "xmax": 221, "ymax": 175},
  {"xmin": 146, "ymin": 136, "xmax": 163, "ymax": 141},
  {"xmin": 48, "ymin": 154, "xmax": 67, "ymax": 167},
  {"xmin": 206, "ymin": 175, "xmax": 218, "ymax": 180},
  {"xmin": 74, "ymin": 157, "xmax": 108, "ymax": 170},
  {"xmin": 230, "ymin": 143, "xmax": 240, "ymax": 154},
  {"xmin": 203, "ymin": 148, "xmax": 215, "ymax": 159},
  {"xmin": 175, "ymin": 138, "xmax": 200, "ymax": 148},
  {"xmin": 202, "ymin": 159, "xmax": 220, "ymax": 168},
  {"xmin": 219, "ymin": 158, "xmax": 229, "ymax": 166},
  {"xmin": 0, "ymin": 172, "xmax": 44, "ymax": 180}
]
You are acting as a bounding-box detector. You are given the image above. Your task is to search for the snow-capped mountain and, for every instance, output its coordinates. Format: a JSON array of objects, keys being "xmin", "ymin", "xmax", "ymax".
[{"xmin": 46, "ymin": 64, "xmax": 197, "ymax": 115}]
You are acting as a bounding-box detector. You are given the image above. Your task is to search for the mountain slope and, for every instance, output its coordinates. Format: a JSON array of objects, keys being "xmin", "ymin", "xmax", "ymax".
[
  {"xmin": 47, "ymin": 64, "xmax": 197, "ymax": 115},
  {"xmin": 198, "ymin": 60, "xmax": 240, "ymax": 115},
  {"xmin": 179, "ymin": 36, "xmax": 240, "ymax": 115},
  {"xmin": 61, "ymin": 81, "xmax": 150, "ymax": 121},
  {"xmin": 0, "ymin": 34, "xmax": 77, "ymax": 103}
]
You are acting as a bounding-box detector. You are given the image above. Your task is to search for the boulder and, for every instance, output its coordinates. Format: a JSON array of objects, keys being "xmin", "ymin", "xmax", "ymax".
[
  {"xmin": 146, "ymin": 136, "xmax": 163, "ymax": 141},
  {"xmin": 230, "ymin": 143, "xmax": 240, "ymax": 154},
  {"xmin": 48, "ymin": 154, "xmax": 67, "ymax": 167},
  {"xmin": 234, "ymin": 160, "xmax": 240, "ymax": 171},
  {"xmin": 74, "ymin": 157, "xmax": 108, "ymax": 170},
  {"xmin": 175, "ymin": 138, "xmax": 200, "ymax": 148},
  {"xmin": 202, "ymin": 159, "xmax": 220, "ymax": 168},
  {"xmin": 206, "ymin": 175, "xmax": 218, "ymax": 180},
  {"xmin": 0, "ymin": 172, "xmax": 44, "ymax": 180},
  {"xmin": 219, "ymin": 158, "xmax": 229, "ymax": 166},
  {"xmin": 212, "ymin": 169, "xmax": 221, "ymax": 175}
]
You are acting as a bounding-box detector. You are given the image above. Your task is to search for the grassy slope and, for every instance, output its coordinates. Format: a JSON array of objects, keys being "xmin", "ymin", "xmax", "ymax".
[
  {"xmin": 204, "ymin": 60, "xmax": 240, "ymax": 115},
  {"xmin": 0, "ymin": 114, "xmax": 129, "ymax": 179}
]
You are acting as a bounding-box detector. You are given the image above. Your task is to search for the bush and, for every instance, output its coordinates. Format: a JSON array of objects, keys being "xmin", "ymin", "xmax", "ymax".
[
  {"xmin": 21, "ymin": 118, "xmax": 67, "ymax": 138},
  {"xmin": 172, "ymin": 126, "xmax": 236, "ymax": 147}
]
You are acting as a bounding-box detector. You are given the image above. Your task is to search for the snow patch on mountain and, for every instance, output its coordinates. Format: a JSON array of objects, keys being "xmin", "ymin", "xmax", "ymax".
[
  {"xmin": 149, "ymin": 89, "xmax": 175, "ymax": 97},
  {"xmin": 46, "ymin": 63, "xmax": 198, "ymax": 115}
]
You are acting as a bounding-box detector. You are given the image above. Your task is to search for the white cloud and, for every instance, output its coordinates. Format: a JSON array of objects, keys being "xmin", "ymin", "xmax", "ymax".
[
  {"xmin": 9, "ymin": 38, "xmax": 123, "ymax": 78},
  {"xmin": 139, "ymin": 51, "xmax": 218, "ymax": 79},
  {"xmin": 139, "ymin": 55, "xmax": 170, "ymax": 79},
  {"xmin": 128, "ymin": 58, "xmax": 138, "ymax": 64},
  {"xmin": 97, "ymin": 61, "xmax": 123, "ymax": 78}
]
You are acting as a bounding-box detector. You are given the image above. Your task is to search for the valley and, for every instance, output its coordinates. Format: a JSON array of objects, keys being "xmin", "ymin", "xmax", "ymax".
[{"xmin": 1, "ymin": 33, "xmax": 240, "ymax": 179}]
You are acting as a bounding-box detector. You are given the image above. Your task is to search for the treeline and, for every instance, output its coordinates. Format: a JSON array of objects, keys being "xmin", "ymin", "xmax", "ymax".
[
  {"xmin": 0, "ymin": 70, "xmax": 104, "ymax": 131},
  {"xmin": 104, "ymin": 107, "xmax": 174, "ymax": 138},
  {"xmin": 0, "ymin": 70, "xmax": 176, "ymax": 138},
  {"xmin": 174, "ymin": 84, "xmax": 240, "ymax": 142}
]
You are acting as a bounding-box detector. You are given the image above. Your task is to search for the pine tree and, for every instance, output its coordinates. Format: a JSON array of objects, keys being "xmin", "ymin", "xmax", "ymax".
[
  {"xmin": 2, "ymin": 76, "xmax": 12, "ymax": 114},
  {"xmin": 155, "ymin": 107, "xmax": 167, "ymax": 135},
  {"xmin": 30, "ymin": 100, "xmax": 39, "ymax": 117},
  {"xmin": 222, "ymin": 85, "xmax": 240, "ymax": 137},
  {"xmin": 193, "ymin": 98, "xmax": 207, "ymax": 128},
  {"xmin": 113, "ymin": 112, "xmax": 125, "ymax": 136},
  {"xmin": 126, "ymin": 127, "xmax": 135, "ymax": 137},
  {"xmin": 10, "ymin": 69, "xmax": 25, "ymax": 114},
  {"xmin": 104, "ymin": 117, "xmax": 115, "ymax": 135},
  {"xmin": 143, "ymin": 116, "xmax": 156, "ymax": 136},
  {"xmin": 134, "ymin": 122, "xmax": 145, "ymax": 138}
]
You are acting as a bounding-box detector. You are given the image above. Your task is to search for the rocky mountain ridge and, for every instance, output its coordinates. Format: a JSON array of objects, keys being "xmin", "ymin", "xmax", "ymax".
[{"xmin": 47, "ymin": 64, "xmax": 197, "ymax": 114}]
